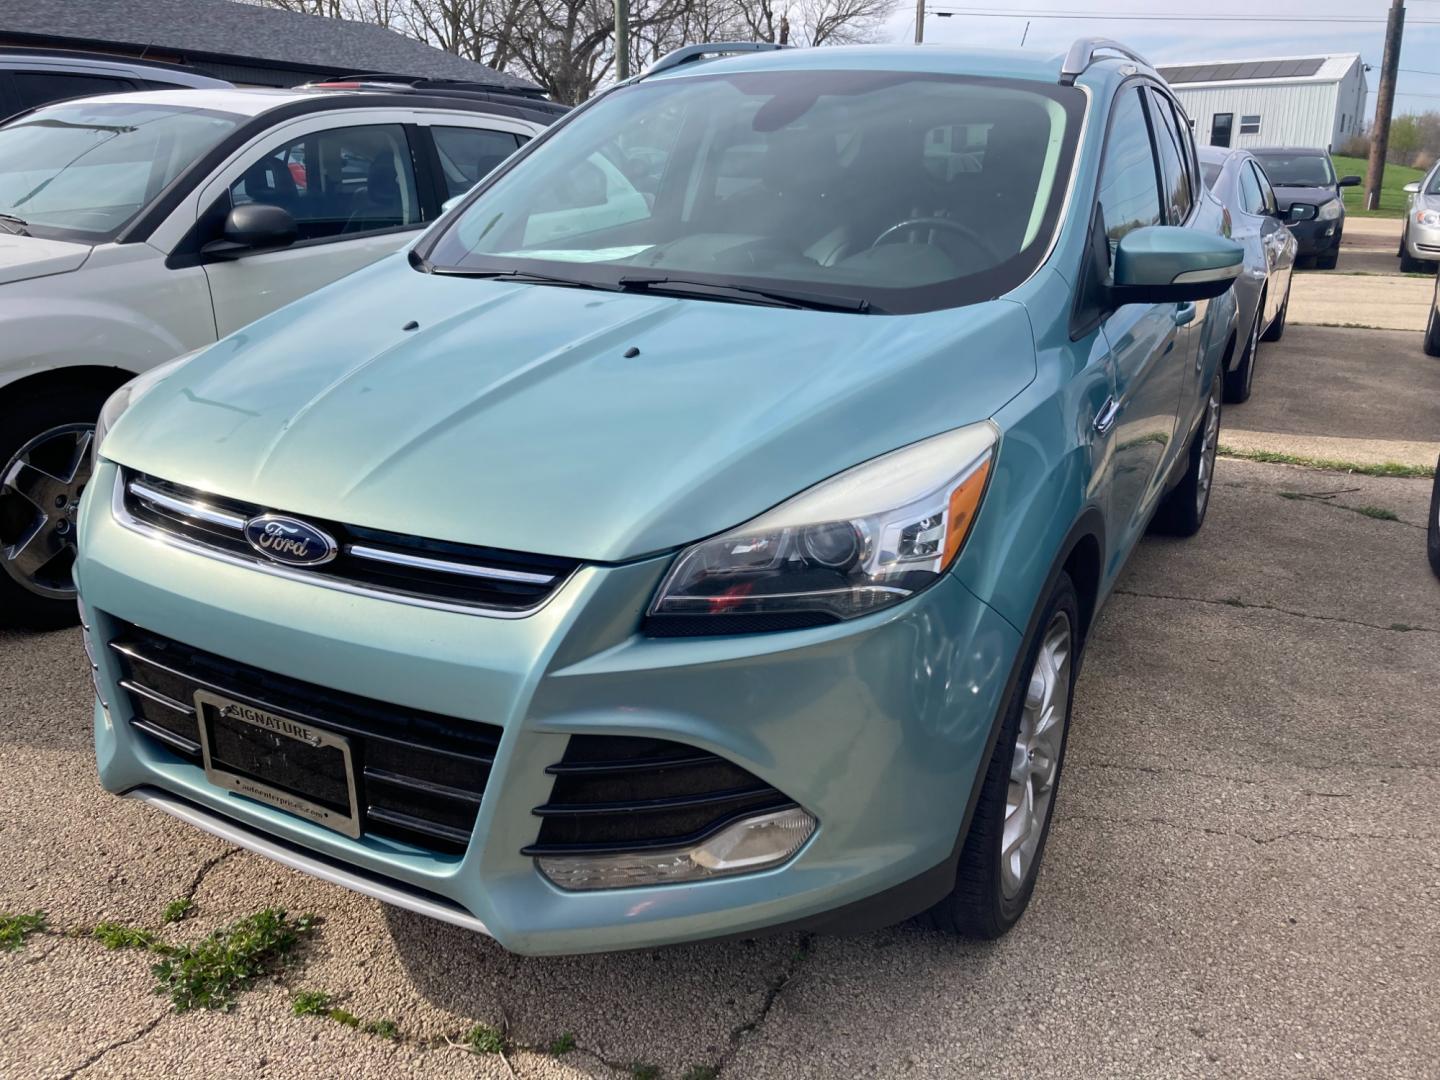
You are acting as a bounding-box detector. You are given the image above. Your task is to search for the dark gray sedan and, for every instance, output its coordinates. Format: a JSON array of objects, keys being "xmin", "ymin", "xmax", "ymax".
[{"xmin": 1199, "ymin": 146, "xmax": 1298, "ymax": 402}]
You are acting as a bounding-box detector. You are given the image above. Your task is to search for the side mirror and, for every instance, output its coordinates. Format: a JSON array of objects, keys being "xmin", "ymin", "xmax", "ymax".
[
  {"xmin": 1112, "ymin": 226, "xmax": 1243, "ymax": 304},
  {"xmin": 1337, "ymin": 175, "xmax": 1362, "ymax": 187},
  {"xmin": 1288, "ymin": 203, "xmax": 1319, "ymax": 222},
  {"xmin": 1403, "ymin": 181, "xmax": 1422, "ymax": 194},
  {"xmin": 202, "ymin": 204, "xmax": 297, "ymax": 259}
]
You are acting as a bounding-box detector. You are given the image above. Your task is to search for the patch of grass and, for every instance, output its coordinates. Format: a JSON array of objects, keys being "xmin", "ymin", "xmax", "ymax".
[
  {"xmin": 151, "ymin": 908, "xmax": 318, "ymax": 1012},
  {"xmin": 1333, "ymin": 154, "xmax": 1424, "ymax": 219},
  {"xmin": 1219, "ymin": 445, "xmax": 1435, "ymax": 479},
  {"xmin": 291, "ymin": 989, "xmax": 333, "ymax": 1016},
  {"xmin": 291, "ymin": 988, "xmax": 399, "ymax": 1038},
  {"xmin": 683, "ymin": 1067, "xmax": 720, "ymax": 1080},
  {"xmin": 0, "ymin": 911, "xmax": 46, "ymax": 951},
  {"xmin": 161, "ymin": 898, "xmax": 195, "ymax": 924},
  {"xmin": 329, "ymin": 1007, "xmax": 362, "ymax": 1028},
  {"xmin": 92, "ymin": 922, "xmax": 159, "ymax": 951},
  {"xmin": 364, "ymin": 1018, "xmax": 399, "ymax": 1040},
  {"xmin": 549, "ymin": 1032, "xmax": 576, "ymax": 1056},
  {"xmin": 466, "ymin": 1023, "xmax": 506, "ymax": 1054},
  {"xmin": 632, "ymin": 1063, "xmax": 662, "ymax": 1080},
  {"xmin": 1355, "ymin": 505, "xmax": 1400, "ymax": 521}
]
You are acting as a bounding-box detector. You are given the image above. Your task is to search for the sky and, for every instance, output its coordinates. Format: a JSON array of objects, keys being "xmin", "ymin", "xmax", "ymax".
[{"xmin": 882, "ymin": 0, "xmax": 1440, "ymax": 122}]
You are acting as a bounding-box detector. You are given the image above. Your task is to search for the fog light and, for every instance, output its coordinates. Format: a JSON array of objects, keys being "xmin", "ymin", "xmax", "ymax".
[{"xmin": 535, "ymin": 807, "xmax": 817, "ymax": 891}]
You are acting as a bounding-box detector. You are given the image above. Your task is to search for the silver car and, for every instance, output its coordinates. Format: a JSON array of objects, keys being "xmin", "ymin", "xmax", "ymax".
[
  {"xmin": 1400, "ymin": 161, "xmax": 1440, "ymax": 273},
  {"xmin": 1199, "ymin": 146, "xmax": 1298, "ymax": 403}
]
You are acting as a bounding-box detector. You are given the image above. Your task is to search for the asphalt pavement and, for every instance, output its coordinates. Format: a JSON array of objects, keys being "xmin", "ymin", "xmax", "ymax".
[{"xmin": 1, "ymin": 226, "xmax": 1437, "ymax": 1080}]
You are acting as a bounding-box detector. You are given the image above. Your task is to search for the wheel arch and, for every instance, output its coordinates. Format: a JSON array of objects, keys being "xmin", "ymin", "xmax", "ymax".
[{"xmin": 0, "ymin": 365, "xmax": 138, "ymax": 413}]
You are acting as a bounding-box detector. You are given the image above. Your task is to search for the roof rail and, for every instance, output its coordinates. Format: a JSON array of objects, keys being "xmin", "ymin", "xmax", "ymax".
[
  {"xmin": 1058, "ymin": 37, "xmax": 1153, "ymax": 86},
  {"xmin": 644, "ymin": 42, "xmax": 787, "ymax": 79}
]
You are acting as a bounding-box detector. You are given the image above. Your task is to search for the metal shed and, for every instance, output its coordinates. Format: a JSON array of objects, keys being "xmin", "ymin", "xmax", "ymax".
[{"xmin": 1157, "ymin": 54, "xmax": 1367, "ymax": 152}]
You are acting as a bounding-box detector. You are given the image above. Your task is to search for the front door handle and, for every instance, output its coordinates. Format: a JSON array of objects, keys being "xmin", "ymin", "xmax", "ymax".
[
  {"xmin": 1093, "ymin": 396, "xmax": 1120, "ymax": 436},
  {"xmin": 1174, "ymin": 302, "xmax": 1197, "ymax": 327}
]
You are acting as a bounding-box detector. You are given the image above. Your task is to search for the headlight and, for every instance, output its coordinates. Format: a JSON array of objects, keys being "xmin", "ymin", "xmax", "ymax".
[
  {"xmin": 647, "ymin": 422, "xmax": 998, "ymax": 632},
  {"xmin": 93, "ymin": 351, "xmax": 199, "ymax": 459},
  {"xmin": 1418, "ymin": 209, "xmax": 1440, "ymax": 227},
  {"xmin": 1317, "ymin": 199, "xmax": 1343, "ymax": 221}
]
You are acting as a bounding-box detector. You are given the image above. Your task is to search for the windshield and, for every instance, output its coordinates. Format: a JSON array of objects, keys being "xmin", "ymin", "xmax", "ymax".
[
  {"xmin": 1250, "ymin": 152, "xmax": 1335, "ymax": 188},
  {"xmin": 424, "ymin": 71, "xmax": 1084, "ymax": 315},
  {"xmin": 1428, "ymin": 165, "xmax": 1440, "ymax": 195},
  {"xmin": 0, "ymin": 101, "xmax": 240, "ymax": 242}
]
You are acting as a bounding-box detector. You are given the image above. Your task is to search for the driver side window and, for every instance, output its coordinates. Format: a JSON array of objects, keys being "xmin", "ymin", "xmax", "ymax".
[
  {"xmin": 228, "ymin": 123, "xmax": 422, "ymax": 243},
  {"xmin": 1096, "ymin": 87, "xmax": 1162, "ymax": 268}
]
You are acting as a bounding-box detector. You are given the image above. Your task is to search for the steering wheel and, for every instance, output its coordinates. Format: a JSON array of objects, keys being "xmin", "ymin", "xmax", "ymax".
[{"xmin": 871, "ymin": 216, "xmax": 1004, "ymax": 265}]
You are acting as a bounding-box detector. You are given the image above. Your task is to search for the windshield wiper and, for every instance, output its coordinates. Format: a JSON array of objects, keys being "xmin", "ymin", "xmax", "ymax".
[
  {"xmin": 616, "ymin": 275, "xmax": 872, "ymax": 313},
  {"xmin": 0, "ymin": 213, "xmax": 30, "ymax": 236},
  {"xmin": 431, "ymin": 267, "xmax": 624, "ymax": 292}
]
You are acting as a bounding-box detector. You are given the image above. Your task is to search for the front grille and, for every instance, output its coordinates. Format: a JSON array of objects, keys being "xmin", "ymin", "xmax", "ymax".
[
  {"xmin": 117, "ymin": 469, "xmax": 578, "ymax": 614},
  {"xmin": 521, "ymin": 735, "xmax": 797, "ymax": 856},
  {"xmin": 108, "ymin": 619, "xmax": 500, "ymax": 855}
]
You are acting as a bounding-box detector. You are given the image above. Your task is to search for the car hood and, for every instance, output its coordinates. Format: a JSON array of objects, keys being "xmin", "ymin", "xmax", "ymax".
[
  {"xmin": 107, "ymin": 256, "xmax": 1038, "ymax": 562},
  {"xmin": 0, "ymin": 232, "xmax": 91, "ymax": 285},
  {"xmin": 1270, "ymin": 185, "xmax": 1339, "ymax": 211}
]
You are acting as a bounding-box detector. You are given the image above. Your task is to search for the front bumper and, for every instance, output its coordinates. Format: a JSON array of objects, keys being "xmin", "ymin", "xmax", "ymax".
[
  {"xmin": 79, "ymin": 460, "xmax": 1020, "ymax": 955},
  {"xmin": 1287, "ymin": 216, "xmax": 1342, "ymax": 256},
  {"xmin": 1404, "ymin": 220, "xmax": 1440, "ymax": 263}
]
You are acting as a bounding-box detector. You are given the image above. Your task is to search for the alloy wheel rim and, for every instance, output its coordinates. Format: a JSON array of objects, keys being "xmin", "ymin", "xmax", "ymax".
[
  {"xmin": 1001, "ymin": 610, "xmax": 1072, "ymax": 899},
  {"xmin": 0, "ymin": 424, "xmax": 94, "ymax": 599},
  {"xmin": 1195, "ymin": 380, "xmax": 1221, "ymax": 517}
]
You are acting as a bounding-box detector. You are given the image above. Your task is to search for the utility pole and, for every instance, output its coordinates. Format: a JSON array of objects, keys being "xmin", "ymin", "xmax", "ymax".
[
  {"xmin": 615, "ymin": 0, "xmax": 630, "ymax": 81},
  {"xmin": 914, "ymin": 0, "xmax": 925, "ymax": 43},
  {"xmin": 1365, "ymin": 0, "xmax": 1405, "ymax": 211}
]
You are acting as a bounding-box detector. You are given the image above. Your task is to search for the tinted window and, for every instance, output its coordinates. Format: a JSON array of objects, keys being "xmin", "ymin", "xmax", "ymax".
[
  {"xmin": 1148, "ymin": 89, "xmax": 1192, "ymax": 223},
  {"xmin": 1096, "ymin": 87, "xmax": 1162, "ymax": 258},
  {"xmin": 432, "ymin": 126, "xmax": 521, "ymax": 199},
  {"xmin": 1251, "ymin": 152, "xmax": 1335, "ymax": 187},
  {"xmin": 230, "ymin": 124, "xmax": 421, "ymax": 241},
  {"xmin": 1238, "ymin": 160, "xmax": 1264, "ymax": 214},
  {"xmin": 0, "ymin": 101, "xmax": 239, "ymax": 241},
  {"xmin": 12, "ymin": 72, "xmax": 133, "ymax": 111},
  {"xmin": 1250, "ymin": 162, "xmax": 1278, "ymax": 213},
  {"xmin": 1201, "ymin": 161, "xmax": 1222, "ymax": 189},
  {"xmin": 425, "ymin": 72, "xmax": 1086, "ymax": 316}
]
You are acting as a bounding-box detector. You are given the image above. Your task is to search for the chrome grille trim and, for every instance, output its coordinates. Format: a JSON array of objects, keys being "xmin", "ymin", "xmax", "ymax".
[
  {"xmin": 128, "ymin": 479, "xmax": 247, "ymax": 530},
  {"xmin": 344, "ymin": 543, "xmax": 555, "ymax": 585},
  {"xmin": 119, "ymin": 678, "xmax": 195, "ymax": 716},
  {"xmin": 112, "ymin": 469, "xmax": 575, "ymax": 619}
]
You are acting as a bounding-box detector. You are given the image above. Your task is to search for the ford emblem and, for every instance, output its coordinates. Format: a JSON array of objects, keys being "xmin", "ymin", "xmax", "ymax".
[{"xmin": 243, "ymin": 515, "xmax": 338, "ymax": 567}]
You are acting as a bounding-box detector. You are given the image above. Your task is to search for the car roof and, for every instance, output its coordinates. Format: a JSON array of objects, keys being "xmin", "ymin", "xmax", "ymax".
[
  {"xmin": 18, "ymin": 86, "xmax": 555, "ymax": 123},
  {"xmin": 0, "ymin": 49, "xmax": 229, "ymax": 88},
  {"xmin": 1198, "ymin": 146, "xmax": 1249, "ymax": 165},
  {"xmin": 1247, "ymin": 146, "xmax": 1331, "ymax": 155},
  {"xmin": 644, "ymin": 43, "xmax": 1072, "ymax": 87}
]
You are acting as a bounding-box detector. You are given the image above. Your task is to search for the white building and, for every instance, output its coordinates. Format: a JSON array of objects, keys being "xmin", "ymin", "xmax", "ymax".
[{"xmin": 1157, "ymin": 54, "xmax": 1367, "ymax": 151}]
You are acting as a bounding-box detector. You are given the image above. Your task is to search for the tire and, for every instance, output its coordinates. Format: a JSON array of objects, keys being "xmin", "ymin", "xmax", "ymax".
[
  {"xmin": 1224, "ymin": 304, "xmax": 1261, "ymax": 404},
  {"xmin": 0, "ymin": 384, "xmax": 112, "ymax": 630},
  {"xmin": 1260, "ymin": 281, "xmax": 1289, "ymax": 343},
  {"xmin": 1151, "ymin": 370, "xmax": 1222, "ymax": 538},
  {"xmin": 1428, "ymin": 464, "xmax": 1440, "ymax": 580},
  {"xmin": 1426, "ymin": 295, "xmax": 1440, "ymax": 358},
  {"xmin": 921, "ymin": 571, "xmax": 1081, "ymax": 939},
  {"xmin": 1400, "ymin": 230, "xmax": 1424, "ymax": 274},
  {"xmin": 1315, "ymin": 246, "xmax": 1339, "ymax": 271}
]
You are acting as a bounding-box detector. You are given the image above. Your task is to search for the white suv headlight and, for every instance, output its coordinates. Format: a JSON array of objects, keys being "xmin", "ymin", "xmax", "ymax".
[{"xmin": 647, "ymin": 422, "xmax": 998, "ymax": 632}]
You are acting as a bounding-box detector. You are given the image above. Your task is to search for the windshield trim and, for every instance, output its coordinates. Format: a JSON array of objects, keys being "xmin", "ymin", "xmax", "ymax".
[
  {"xmin": 0, "ymin": 101, "xmax": 245, "ymax": 246},
  {"xmin": 418, "ymin": 72, "xmax": 1090, "ymax": 317}
]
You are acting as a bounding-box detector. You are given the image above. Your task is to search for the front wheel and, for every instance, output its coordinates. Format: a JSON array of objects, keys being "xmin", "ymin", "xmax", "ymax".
[
  {"xmin": 1428, "ymin": 464, "xmax": 1440, "ymax": 579},
  {"xmin": 1400, "ymin": 232, "xmax": 1424, "ymax": 274},
  {"xmin": 1425, "ymin": 293, "xmax": 1440, "ymax": 358},
  {"xmin": 921, "ymin": 572, "xmax": 1080, "ymax": 938},
  {"xmin": 1151, "ymin": 371, "xmax": 1222, "ymax": 537},
  {"xmin": 1224, "ymin": 304, "xmax": 1261, "ymax": 404},
  {"xmin": 0, "ymin": 386, "xmax": 111, "ymax": 630},
  {"xmin": 1260, "ymin": 281, "xmax": 1289, "ymax": 343}
]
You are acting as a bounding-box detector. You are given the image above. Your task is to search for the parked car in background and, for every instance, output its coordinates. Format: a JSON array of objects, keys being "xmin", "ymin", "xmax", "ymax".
[
  {"xmin": 1198, "ymin": 146, "xmax": 1297, "ymax": 402},
  {"xmin": 0, "ymin": 80, "xmax": 564, "ymax": 627},
  {"xmin": 1399, "ymin": 161, "xmax": 1440, "ymax": 274},
  {"xmin": 0, "ymin": 48, "xmax": 229, "ymax": 117},
  {"xmin": 1429, "ymin": 457, "xmax": 1440, "ymax": 578},
  {"xmin": 77, "ymin": 39, "xmax": 1242, "ymax": 954},
  {"xmin": 1249, "ymin": 147, "xmax": 1360, "ymax": 269}
]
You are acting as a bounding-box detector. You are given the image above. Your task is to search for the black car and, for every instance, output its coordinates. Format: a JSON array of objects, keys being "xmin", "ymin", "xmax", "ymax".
[
  {"xmin": 0, "ymin": 48, "xmax": 230, "ymax": 119},
  {"xmin": 1249, "ymin": 147, "xmax": 1361, "ymax": 269}
]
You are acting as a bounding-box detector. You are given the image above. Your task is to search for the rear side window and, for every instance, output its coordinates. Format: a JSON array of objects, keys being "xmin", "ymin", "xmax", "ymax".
[
  {"xmin": 1147, "ymin": 88, "xmax": 1192, "ymax": 223},
  {"xmin": 1096, "ymin": 87, "xmax": 1162, "ymax": 259},
  {"xmin": 229, "ymin": 123, "xmax": 422, "ymax": 242},
  {"xmin": 432, "ymin": 126, "xmax": 522, "ymax": 199},
  {"xmin": 1238, "ymin": 161, "xmax": 1264, "ymax": 215},
  {"xmin": 12, "ymin": 71, "xmax": 134, "ymax": 111},
  {"xmin": 1250, "ymin": 162, "xmax": 1277, "ymax": 214}
]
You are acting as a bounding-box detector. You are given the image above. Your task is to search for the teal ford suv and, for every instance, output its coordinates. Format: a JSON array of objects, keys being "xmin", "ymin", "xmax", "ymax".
[{"xmin": 76, "ymin": 39, "xmax": 1242, "ymax": 954}]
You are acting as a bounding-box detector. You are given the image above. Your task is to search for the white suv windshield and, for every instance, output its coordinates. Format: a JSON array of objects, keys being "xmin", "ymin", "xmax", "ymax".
[
  {"xmin": 0, "ymin": 101, "xmax": 240, "ymax": 242},
  {"xmin": 424, "ymin": 71, "xmax": 1084, "ymax": 315}
]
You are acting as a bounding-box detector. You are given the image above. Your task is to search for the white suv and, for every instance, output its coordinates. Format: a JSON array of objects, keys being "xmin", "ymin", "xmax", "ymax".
[{"xmin": 0, "ymin": 81, "xmax": 564, "ymax": 626}]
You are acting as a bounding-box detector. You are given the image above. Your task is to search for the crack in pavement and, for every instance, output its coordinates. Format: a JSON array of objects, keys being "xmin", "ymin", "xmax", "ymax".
[
  {"xmin": 180, "ymin": 846, "xmax": 240, "ymax": 904},
  {"xmin": 57, "ymin": 1013, "xmax": 167, "ymax": 1079},
  {"xmin": 1067, "ymin": 813, "xmax": 1440, "ymax": 847},
  {"xmin": 715, "ymin": 934, "xmax": 816, "ymax": 1077},
  {"xmin": 1112, "ymin": 588, "xmax": 1440, "ymax": 635}
]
